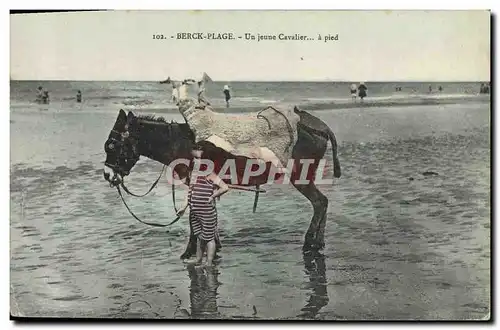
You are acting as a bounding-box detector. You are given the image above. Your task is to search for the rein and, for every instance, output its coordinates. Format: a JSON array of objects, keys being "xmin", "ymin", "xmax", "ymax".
[
  {"xmin": 120, "ymin": 165, "xmax": 166, "ymax": 197},
  {"xmin": 116, "ymin": 185, "xmax": 182, "ymax": 228},
  {"xmin": 115, "ymin": 165, "xmax": 182, "ymax": 228}
]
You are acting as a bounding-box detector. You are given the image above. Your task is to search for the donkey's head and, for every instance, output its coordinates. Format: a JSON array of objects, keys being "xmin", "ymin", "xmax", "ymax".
[{"xmin": 103, "ymin": 109, "xmax": 140, "ymax": 186}]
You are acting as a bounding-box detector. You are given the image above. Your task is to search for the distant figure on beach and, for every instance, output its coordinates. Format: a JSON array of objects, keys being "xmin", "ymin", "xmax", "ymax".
[
  {"xmin": 76, "ymin": 90, "xmax": 82, "ymax": 103},
  {"xmin": 197, "ymin": 80, "xmax": 210, "ymax": 106},
  {"xmin": 42, "ymin": 90, "xmax": 50, "ymax": 104},
  {"xmin": 358, "ymin": 82, "xmax": 367, "ymax": 102},
  {"xmin": 164, "ymin": 78, "xmax": 195, "ymax": 105},
  {"xmin": 159, "ymin": 77, "xmax": 180, "ymax": 104},
  {"xmin": 171, "ymin": 81, "xmax": 181, "ymax": 104},
  {"xmin": 178, "ymin": 81, "xmax": 192, "ymax": 102},
  {"xmin": 350, "ymin": 83, "xmax": 357, "ymax": 102},
  {"xmin": 395, "ymin": 86, "xmax": 402, "ymax": 92},
  {"xmin": 428, "ymin": 85, "xmax": 433, "ymax": 93},
  {"xmin": 480, "ymin": 83, "xmax": 490, "ymax": 94},
  {"xmin": 223, "ymin": 85, "xmax": 231, "ymax": 108},
  {"xmin": 438, "ymin": 86, "xmax": 443, "ymax": 92},
  {"xmin": 36, "ymin": 86, "xmax": 44, "ymax": 103}
]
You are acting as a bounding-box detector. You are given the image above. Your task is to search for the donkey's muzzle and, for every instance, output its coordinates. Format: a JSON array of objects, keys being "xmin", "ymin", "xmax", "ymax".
[{"xmin": 103, "ymin": 170, "xmax": 111, "ymax": 183}]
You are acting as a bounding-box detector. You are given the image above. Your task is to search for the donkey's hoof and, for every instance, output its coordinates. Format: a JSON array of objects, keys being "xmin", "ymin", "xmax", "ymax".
[{"xmin": 180, "ymin": 252, "xmax": 193, "ymax": 260}]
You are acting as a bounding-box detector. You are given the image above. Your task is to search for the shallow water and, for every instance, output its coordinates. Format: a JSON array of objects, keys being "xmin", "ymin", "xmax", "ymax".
[
  {"xmin": 10, "ymin": 80, "xmax": 487, "ymax": 114},
  {"xmin": 10, "ymin": 100, "xmax": 490, "ymax": 320}
]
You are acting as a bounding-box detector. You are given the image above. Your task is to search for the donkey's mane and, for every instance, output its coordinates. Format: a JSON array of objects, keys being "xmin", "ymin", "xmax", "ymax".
[
  {"xmin": 134, "ymin": 113, "xmax": 194, "ymax": 140},
  {"xmin": 136, "ymin": 114, "xmax": 188, "ymax": 126},
  {"xmin": 136, "ymin": 114, "xmax": 169, "ymax": 123}
]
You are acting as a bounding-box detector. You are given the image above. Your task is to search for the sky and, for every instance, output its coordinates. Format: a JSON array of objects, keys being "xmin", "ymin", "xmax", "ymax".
[{"xmin": 10, "ymin": 10, "xmax": 491, "ymax": 81}]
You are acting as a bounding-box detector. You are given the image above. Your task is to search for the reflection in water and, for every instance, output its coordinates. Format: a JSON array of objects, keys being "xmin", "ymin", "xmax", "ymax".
[
  {"xmin": 187, "ymin": 266, "xmax": 221, "ymax": 319},
  {"xmin": 298, "ymin": 252, "xmax": 329, "ymax": 319}
]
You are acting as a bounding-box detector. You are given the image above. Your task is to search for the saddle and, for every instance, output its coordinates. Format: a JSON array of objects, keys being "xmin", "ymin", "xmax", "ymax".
[{"xmin": 179, "ymin": 99, "xmax": 300, "ymax": 171}]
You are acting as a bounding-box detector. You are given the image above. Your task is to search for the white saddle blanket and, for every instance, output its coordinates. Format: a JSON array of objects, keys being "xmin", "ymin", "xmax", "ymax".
[{"xmin": 178, "ymin": 99, "xmax": 300, "ymax": 170}]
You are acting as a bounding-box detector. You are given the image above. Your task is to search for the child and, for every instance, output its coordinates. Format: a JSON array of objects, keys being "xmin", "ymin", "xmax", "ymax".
[
  {"xmin": 42, "ymin": 90, "xmax": 50, "ymax": 104},
  {"xmin": 177, "ymin": 145, "xmax": 229, "ymax": 267},
  {"xmin": 358, "ymin": 82, "xmax": 367, "ymax": 102},
  {"xmin": 171, "ymin": 81, "xmax": 180, "ymax": 104},
  {"xmin": 197, "ymin": 80, "xmax": 211, "ymax": 106},
  {"xmin": 223, "ymin": 85, "xmax": 231, "ymax": 108},
  {"xmin": 36, "ymin": 86, "xmax": 44, "ymax": 103},
  {"xmin": 350, "ymin": 83, "xmax": 357, "ymax": 102}
]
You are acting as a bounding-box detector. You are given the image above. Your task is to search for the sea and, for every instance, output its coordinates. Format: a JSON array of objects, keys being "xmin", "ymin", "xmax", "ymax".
[{"xmin": 10, "ymin": 80, "xmax": 491, "ymax": 320}]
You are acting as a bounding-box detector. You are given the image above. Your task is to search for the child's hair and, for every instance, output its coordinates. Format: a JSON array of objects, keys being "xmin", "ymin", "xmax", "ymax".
[
  {"xmin": 192, "ymin": 142, "xmax": 204, "ymax": 151},
  {"xmin": 189, "ymin": 142, "xmax": 212, "ymax": 175}
]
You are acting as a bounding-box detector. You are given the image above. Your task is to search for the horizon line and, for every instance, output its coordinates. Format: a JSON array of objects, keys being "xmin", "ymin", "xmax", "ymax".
[{"xmin": 9, "ymin": 79, "xmax": 491, "ymax": 83}]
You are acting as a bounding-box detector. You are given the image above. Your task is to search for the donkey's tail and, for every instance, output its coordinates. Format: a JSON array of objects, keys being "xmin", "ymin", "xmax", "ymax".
[{"xmin": 326, "ymin": 127, "xmax": 342, "ymax": 178}]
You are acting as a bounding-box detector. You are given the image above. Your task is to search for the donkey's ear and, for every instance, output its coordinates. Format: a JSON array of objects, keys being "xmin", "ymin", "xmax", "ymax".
[
  {"xmin": 127, "ymin": 111, "xmax": 135, "ymax": 123},
  {"xmin": 118, "ymin": 109, "xmax": 127, "ymax": 121}
]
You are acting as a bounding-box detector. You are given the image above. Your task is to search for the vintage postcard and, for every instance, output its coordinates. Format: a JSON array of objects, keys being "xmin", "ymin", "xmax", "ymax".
[{"xmin": 10, "ymin": 10, "xmax": 491, "ymax": 320}]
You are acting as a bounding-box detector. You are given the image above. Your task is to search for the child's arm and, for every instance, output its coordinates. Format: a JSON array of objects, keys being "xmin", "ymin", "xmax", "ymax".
[
  {"xmin": 176, "ymin": 177, "xmax": 190, "ymax": 215},
  {"xmin": 176, "ymin": 193, "xmax": 189, "ymax": 216},
  {"xmin": 208, "ymin": 173, "xmax": 230, "ymax": 201}
]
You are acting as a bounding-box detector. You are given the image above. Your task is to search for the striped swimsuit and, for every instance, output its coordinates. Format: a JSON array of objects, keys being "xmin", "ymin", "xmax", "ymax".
[{"xmin": 188, "ymin": 175, "xmax": 219, "ymax": 242}]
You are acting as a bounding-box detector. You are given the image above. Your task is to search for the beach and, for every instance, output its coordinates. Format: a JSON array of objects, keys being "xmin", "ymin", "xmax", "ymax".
[{"xmin": 10, "ymin": 81, "xmax": 490, "ymax": 320}]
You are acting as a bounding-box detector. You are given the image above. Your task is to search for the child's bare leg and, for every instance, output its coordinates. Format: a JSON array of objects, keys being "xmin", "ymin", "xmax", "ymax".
[
  {"xmin": 196, "ymin": 238, "xmax": 203, "ymax": 261},
  {"xmin": 185, "ymin": 238, "xmax": 203, "ymax": 265},
  {"xmin": 205, "ymin": 239, "xmax": 216, "ymax": 267}
]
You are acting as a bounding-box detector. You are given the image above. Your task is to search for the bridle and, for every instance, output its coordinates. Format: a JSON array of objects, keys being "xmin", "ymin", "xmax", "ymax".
[
  {"xmin": 105, "ymin": 129, "xmax": 182, "ymax": 228},
  {"xmin": 104, "ymin": 129, "xmax": 138, "ymax": 179}
]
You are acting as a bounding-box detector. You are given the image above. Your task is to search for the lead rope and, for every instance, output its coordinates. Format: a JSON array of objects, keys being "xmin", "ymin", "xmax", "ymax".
[
  {"xmin": 120, "ymin": 165, "xmax": 166, "ymax": 197},
  {"xmin": 116, "ymin": 184, "xmax": 182, "ymax": 228},
  {"xmin": 115, "ymin": 165, "xmax": 182, "ymax": 227},
  {"xmin": 172, "ymin": 179, "xmax": 179, "ymax": 213}
]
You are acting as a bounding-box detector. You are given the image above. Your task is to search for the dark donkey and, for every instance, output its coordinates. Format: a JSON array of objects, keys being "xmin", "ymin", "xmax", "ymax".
[{"xmin": 103, "ymin": 108, "xmax": 341, "ymax": 258}]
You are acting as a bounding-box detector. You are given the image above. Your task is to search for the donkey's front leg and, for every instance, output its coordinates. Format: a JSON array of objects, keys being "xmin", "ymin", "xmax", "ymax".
[
  {"xmin": 180, "ymin": 232, "xmax": 197, "ymax": 260},
  {"xmin": 180, "ymin": 232, "xmax": 222, "ymax": 259}
]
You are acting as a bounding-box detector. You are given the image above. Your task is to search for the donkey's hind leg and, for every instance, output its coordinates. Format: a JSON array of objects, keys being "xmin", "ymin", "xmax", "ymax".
[
  {"xmin": 292, "ymin": 181, "xmax": 328, "ymax": 252},
  {"xmin": 292, "ymin": 126, "xmax": 329, "ymax": 252}
]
